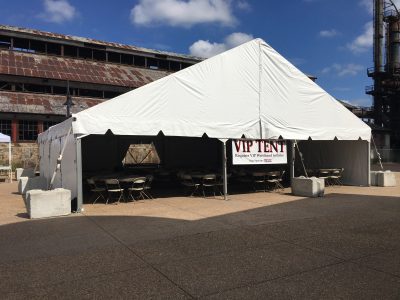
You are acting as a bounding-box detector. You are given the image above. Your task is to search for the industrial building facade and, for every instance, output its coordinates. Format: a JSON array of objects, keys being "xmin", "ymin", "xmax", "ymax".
[{"xmin": 0, "ymin": 25, "xmax": 201, "ymax": 166}]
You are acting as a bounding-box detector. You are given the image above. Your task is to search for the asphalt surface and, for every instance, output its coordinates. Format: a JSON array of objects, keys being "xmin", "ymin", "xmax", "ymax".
[{"xmin": 0, "ymin": 172, "xmax": 400, "ymax": 299}]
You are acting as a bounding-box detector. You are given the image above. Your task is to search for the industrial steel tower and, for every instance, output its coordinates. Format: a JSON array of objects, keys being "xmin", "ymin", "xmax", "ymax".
[{"xmin": 367, "ymin": 0, "xmax": 400, "ymax": 147}]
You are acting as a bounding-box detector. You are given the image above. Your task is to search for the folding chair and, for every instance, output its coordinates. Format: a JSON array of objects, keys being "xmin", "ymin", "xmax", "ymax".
[
  {"xmin": 181, "ymin": 174, "xmax": 201, "ymax": 197},
  {"xmin": 127, "ymin": 177, "xmax": 147, "ymax": 201},
  {"xmin": 267, "ymin": 170, "xmax": 285, "ymax": 191},
  {"xmin": 329, "ymin": 168, "xmax": 344, "ymax": 186},
  {"xmin": 105, "ymin": 178, "xmax": 124, "ymax": 204},
  {"xmin": 318, "ymin": 169, "xmax": 331, "ymax": 186},
  {"xmin": 87, "ymin": 178, "xmax": 106, "ymax": 204},
  {"xmin": 252, "ymin": 172, "xmax": 267, "ymax": 192},
  {"xmin": 143, "ymin": 175, "xmax": 154, "ymax": 199},
  {"xmin": 202, "ymin": 174, "xmax": 221, "ymax": 197}
]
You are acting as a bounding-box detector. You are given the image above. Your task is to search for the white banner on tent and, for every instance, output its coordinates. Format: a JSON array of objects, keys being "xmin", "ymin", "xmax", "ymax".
[{"xmin": 232, "ymin": 140, "xmax": 287, "ymax": 165}]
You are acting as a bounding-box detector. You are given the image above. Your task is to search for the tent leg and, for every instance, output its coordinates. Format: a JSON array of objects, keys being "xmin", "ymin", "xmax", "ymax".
[
  {"xmin": 222, "ymin": 140, "xmax": 228, "ymax": 200},
  {"xmin": 290, "ymin": 140, "xmax": 295, "ymax": 185},
  {"xmin": 368, "ymin": 141, "xmax": 371, "ymax": 186},
  {"xmin": 9, "ymin": 142, "xmax": 12, "ymax": 183},
  {"xmin": 76, "ymin": 138, "xmax": 83, "ymax": 212}
]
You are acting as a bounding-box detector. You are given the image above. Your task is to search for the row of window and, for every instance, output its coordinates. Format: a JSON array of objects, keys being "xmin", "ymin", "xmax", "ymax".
[
  {"xmin": 0, "ymin": 120, "xmax": 58, "ymax": 141},
  {"xmin": 0, "ymin": 35, "xmax": 194, "ymax": 71},
  {"xmin": 0, "ymin": 81, "xmax": 125, "ymax": 99}
]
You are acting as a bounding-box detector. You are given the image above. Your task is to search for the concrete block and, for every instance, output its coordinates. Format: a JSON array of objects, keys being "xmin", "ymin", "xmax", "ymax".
[
  {"xmin": 16, "ymin": 168, "xmax": 35, "ymax": 180},
  {"xmin": 377, "ymin": 171, "xmax": 397, "ymax": 187},
  {"xmin": 18, "ymin": 176, "xmax": 47, "ymax": 195},
  {"xmin": 26, "ymin": 188, "xmax": 71, "ymax": 219},
  {"xmin": 370, "ymin": 171, "xmax": 383, "ymax": 186},
  {"xmin": 291, "ymin": 176, "xmax": 325, "ymax": 198}
]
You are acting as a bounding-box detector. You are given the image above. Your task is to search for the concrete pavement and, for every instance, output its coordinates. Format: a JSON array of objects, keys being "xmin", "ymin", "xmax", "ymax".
[{"xmin": 0, "ymin": 175, "xmax": 400, "ymax": 299}]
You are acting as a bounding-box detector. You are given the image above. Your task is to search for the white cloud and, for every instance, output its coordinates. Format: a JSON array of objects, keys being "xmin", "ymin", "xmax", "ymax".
[
  {"xmin": 39, "ymin": 0, "xmax": 77, "ymax": 23},
  {"xmin": 237, "ymin": 0, "xmax": 251, "ymax": 11},
  {"xmin": 130, "ymin": 0, "xmax": 236, "ymax": 27},
  {"xmin": 189, "ymin": 32, "xmax": 253, "ymax": 58},
  {"xmin": 347, "ymin": 21, "xmax": 373, "ymax": 53},
  {"xmin": 321, "ymin": 63, "xmax": 364, "ymax": 77},
  {"xmin": 359, "ymin": 0, "xmax": 373, "ymax": 14},
  {"xmin": 319, "ymin": 29, "xmax": 339, "ymax": 38}
]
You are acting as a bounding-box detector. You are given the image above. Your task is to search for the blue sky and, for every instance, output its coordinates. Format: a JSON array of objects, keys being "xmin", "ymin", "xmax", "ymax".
[{"xmin": 2, "ymin": 0, "xmax": 381, "ymax": 107}]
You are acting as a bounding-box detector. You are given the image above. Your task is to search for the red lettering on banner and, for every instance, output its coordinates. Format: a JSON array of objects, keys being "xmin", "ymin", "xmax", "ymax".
[
  {"xmin": 246, "ymin": 141, "xmax": 253, "ymax": 152},
  {"xmin": 264, "ymin": 141, "xmax": 270, "ymax": 152},
  {"xmin": 270, "ymin": 142, "xmax": 278, "ymax": 153},
  {"xmin": 256, "ymin": 140, "xmax": 262, "ymax": 152},
  {"xmin": 234, "ymin": 140, "xmax": 241, "ymax": 152},
  {"xmin": 280, "ymin": 141, "xmax": 285, "ymax": 152}
]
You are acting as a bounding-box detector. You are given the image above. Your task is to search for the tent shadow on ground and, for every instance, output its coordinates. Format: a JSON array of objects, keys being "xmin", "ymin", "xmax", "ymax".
[{"xmin": 1, "ymin": 192, "xmax": 400, "ymax": 298}]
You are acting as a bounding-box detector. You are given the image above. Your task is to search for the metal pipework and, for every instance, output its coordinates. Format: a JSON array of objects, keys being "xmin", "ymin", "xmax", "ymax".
[{"xmin": 374, "ymin": 0, "xmax": 385, "ymax": 73}]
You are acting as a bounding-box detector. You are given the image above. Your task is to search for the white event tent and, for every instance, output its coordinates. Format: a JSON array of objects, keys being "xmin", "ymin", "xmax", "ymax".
[
  {"xmin": 0, "ymin": 133, "xmax": 12, "ymax": 182},
  {"xmin": 38, "ymin": 39, "xmax": 371, "ymax": 211}
]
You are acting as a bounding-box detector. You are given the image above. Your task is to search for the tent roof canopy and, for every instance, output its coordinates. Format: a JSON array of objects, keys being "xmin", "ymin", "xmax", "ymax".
[
  {"xmin": 0, "ymin": 133, "xmax": 11, "ymax": 143},
  {"xmin": 39, "ymin": 39, "xmax": 371, "ymax": 143}
]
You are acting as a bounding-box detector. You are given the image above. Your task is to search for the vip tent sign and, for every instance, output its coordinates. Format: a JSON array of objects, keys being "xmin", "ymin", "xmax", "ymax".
[{"xmin": 232, "ymin": 140, "xmax": 287, "ymax": 165}]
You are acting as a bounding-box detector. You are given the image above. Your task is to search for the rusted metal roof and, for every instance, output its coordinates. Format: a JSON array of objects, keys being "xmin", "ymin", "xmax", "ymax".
[
  {"xmin": 0, "ymin": 25, "xmax": 202, "ymax": 62},
  {"xmin": 0, "ymin": 91, "xmax": 101, "ymax": 115},
  {"xmin": 0, "ymin": 50, "xmax": 170, "ymax": 87}
]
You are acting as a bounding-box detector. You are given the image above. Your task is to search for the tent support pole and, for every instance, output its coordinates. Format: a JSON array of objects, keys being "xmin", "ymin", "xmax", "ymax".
[
  {"xmin": 290, "ymin": 140, "xmax": 295, "ymax": 185},
  {"xmin": 76, "ymin": 138, "xmax": 83, "ymax": 212},
  {"xmin": 8, "ymin": 141, "xmax": 12, "ymax": 182},
  {"xmin": 222, "ymin": 140, "xmax": 228, "ymax": 200},
  {"xmin": 9, "ymin": 141, "xmax": 12, "ymax": 182},
  {"xmin": 368, "ymin": 141, "xmax": 371, "ymax": 186}
]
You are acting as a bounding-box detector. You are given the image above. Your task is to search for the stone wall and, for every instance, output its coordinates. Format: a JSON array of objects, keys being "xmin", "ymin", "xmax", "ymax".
[{"xmin": 0, "ymin": 143, "xmax": 38, "ymax": 169}]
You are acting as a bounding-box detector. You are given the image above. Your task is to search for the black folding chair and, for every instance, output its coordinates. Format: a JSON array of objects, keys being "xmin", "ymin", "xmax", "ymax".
[
  {"xmin": 105, "ymin": 178, "xmax": 124, "ymax": 204},
  {"xmin": 127, "ymin": 177, "xmax": 147, "ymax": 201},
  {"xmin": 267, "ymin": 170, "xmax": 285, "ymax": 191},
  {"xmin": 329, "ymin": 168, "xmax": 344, "ymax": 186},
  {"xmin": 87, "ymin": 178, "xmax": 106, "ymax": 204},
  {"xmin": 252, "ymin": 172, "xmax": 267, "ymax": 192},
  {"xmin": 202, "ymin": 174, "xmax": 221, "ymax": 197},
  {"xmin": 143, "ymin": 175, "xmax": 154, "ymax": 199},
  {"xmin": 181, "ymin": 174, "xmax": 201, "ymax": 197}
]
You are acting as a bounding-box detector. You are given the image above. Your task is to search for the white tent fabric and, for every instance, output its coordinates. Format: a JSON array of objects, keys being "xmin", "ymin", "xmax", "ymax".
[
  {"xmin": 37, "ymin": 38, "xmax": 372, "ymax": 203},
  {"xmin": 0, "ymin": 132, "xmax": 12, "ymax": 182},
  {"xmin": 0, "ymin": 133, "xmax": 11, "ymax": 143},
  {"xmin": 64, "ymin": 38, "xmax": 370, "ymax": 141}
]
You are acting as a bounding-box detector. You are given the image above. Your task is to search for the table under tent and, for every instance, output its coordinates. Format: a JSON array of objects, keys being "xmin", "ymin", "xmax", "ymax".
[
  {"xmin": 0, "ymin": 133, "xmax": 12, "ymax": 182},
  {"xmin": 38, "ymin": 38, "xmax": 371, "ymax": 211}
]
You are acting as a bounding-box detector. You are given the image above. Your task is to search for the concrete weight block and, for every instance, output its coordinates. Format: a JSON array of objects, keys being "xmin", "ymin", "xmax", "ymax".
[
  {"xmin": 16, "ymin": 168, "xmax": 35, "ymax": 180},
  {"xmin": 18, "ymin": 176, "xmax": 47, "ymax": 195},
  {"xmin": 370, "ymin": 171, "xmax": 385, "ymax": 186},
  {"xmin": 377, "ymin": 171, "xmax": 397, "ymax": 187},
  {"xmin": 292, "ymin": 176, "xmax": 325, "ymax": 198},
  {"xmin": 26, "ymin": 188, "xmax": 71, "ymax": 219}
]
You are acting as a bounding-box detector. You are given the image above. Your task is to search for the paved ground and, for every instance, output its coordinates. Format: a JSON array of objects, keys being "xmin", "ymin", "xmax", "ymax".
[{"xmin": 1, "ymin": 172, "xmax": 400, "ymax": 299}]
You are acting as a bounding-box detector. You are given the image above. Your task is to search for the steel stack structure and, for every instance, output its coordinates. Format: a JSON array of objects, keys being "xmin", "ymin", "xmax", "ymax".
[{"xmin": 367, "ymin": 0, "xmax": 400, "ymax": 147}]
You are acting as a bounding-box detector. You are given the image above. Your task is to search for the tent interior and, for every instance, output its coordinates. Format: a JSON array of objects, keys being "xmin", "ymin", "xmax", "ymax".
[
  {"xmin": 80, "ymin": 133, "xmax": 294, "ymax": 197},
  {"xmin": 295, "ymin": 140, "xmax": 369, "ymax": 186},
  {"xmin": 79, "ymin": 132, "xmax": 369, "ymax": 201}
]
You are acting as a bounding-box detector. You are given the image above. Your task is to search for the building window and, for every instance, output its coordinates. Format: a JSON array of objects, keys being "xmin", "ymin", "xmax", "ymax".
[
  {"xmin": 0, "ymin": 120, "xmax": 12, "ymax": 136},
  {"xmin": 43, "ymin": 121, "xmax": 58, "ymax": 131},
  {"xmin": 18, "ymin": 120, "xmax": 38, "ymax": 141}
]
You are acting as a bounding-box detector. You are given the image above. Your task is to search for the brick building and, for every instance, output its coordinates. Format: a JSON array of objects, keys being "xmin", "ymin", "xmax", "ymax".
[{"xmin": 0, "ymin": 25, "xmax": 201, "ymax": 167}]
